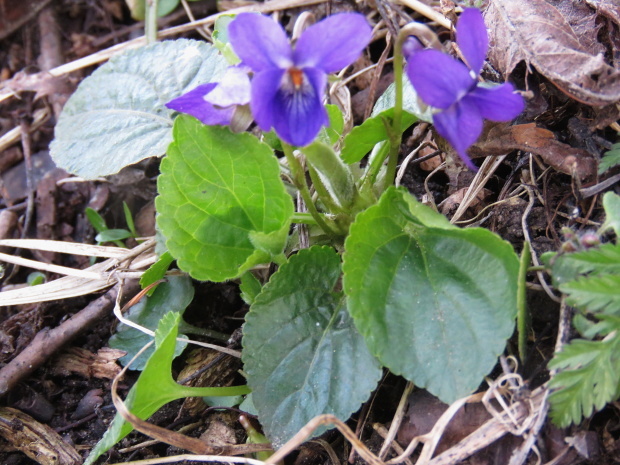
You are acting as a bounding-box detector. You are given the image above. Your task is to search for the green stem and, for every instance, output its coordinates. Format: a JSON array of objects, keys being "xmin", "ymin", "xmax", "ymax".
[
  {"xmin": 385, "ymin": 31, "xmax": 407, "ymax": 187},
  {"xmin": 145, "ymin": 0, "xmax": 158, "ymax": 44},
  {"xmin": 282, "ymin": 143, "xmax": 338, "ymax": 237},
  {"xmin": 384, "ymin": 23, "xmax": 443, "ymax": 188},
  {"xmin": 292, "ymin": 212, "xmax": 319, "ymax": 225}
]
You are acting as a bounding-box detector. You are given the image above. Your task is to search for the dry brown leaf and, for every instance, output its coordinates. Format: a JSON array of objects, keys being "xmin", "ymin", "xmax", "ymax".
[
  {"xmin": 585, "ymin": 0, "xmax": 620, "ymax": 24},
  {"xmin": 471, "ymin": 123, "xmax": 597, "ymax": 179},
  {"xmin": 6, "ymin": 69, "xmax": 73, "ymax": 101},
  {"xmin": 549, "ymin": 0, "xmax": 605, "ymax": 55},
  {"xmin": 486, "ymin": 0, "xmax": 620, "ymax": 106}
]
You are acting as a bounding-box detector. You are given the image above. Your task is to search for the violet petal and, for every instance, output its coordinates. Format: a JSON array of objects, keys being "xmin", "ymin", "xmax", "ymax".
[
  {"xmin": 204, "ymin": 66, "xmax": 251, "ymax": 107},
  {"xmin": 228, "ymin": 13, "xmax": 293, "ymax": 71},
  {"xmin": 166, "ymin": 83, "xmax": 234, "ymax": 126},
  {"xmin": 293, "ymin": 13, "xmax": 372, "ymax": 73},
  {"xmin": 433, "ymin": 99, "xmax": 483, "ymax": 171},
  {"xmin": 402, "ymin": 36, "xmax": 424, "ymax": 59},
  {"xmin": 271, "ymin": 67, "xmax": 328, "ymax": 146},
  {"xmin": 250, "ymin": 68, "xmax": 286, "ymax": 131},
  {"xmin": 468, "ymin": 83, "xmax": 524, "ymax": 121},
  {"xmin": 456, "ymin": 8, "xmax": 488, "ymax": 76},
  {"xmin": 407, "ymin": 50, "xmax": 475, "ymax": 109}
]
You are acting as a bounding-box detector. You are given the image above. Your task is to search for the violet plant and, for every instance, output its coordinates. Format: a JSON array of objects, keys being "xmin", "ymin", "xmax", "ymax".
[
  {"xmin": 51, "ymin": 7, "xmax": 526, "ymax": 455},
  {"xmin": 407, "ymin": 8, "xmax": 524, "ymax": 170}
]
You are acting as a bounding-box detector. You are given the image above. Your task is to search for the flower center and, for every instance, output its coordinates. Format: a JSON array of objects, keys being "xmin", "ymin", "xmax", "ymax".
[{"xmin": 288, "ymin": 68, "xmax": 304, "ymax": 90}]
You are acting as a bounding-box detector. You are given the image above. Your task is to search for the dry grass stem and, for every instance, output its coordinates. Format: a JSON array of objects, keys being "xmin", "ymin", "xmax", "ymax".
[
  {"xmin": 0, "ymin": 0, "xmax": 329, "ymax": 105},
  {"xmin": 394, "ymin": 0, "xmax": 452, "ymax": 29},
  {"xmin": 378, "ymin": 381, "xmax": 414, "ymax": 459},
  {"xmin": 450, "ymin": 155, "xmax": 506, "ymax": 224}
]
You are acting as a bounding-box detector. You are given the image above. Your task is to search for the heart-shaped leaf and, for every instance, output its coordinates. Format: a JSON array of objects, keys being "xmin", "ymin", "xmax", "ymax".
[
  {"xmin": 51, "ymin": 39, "xmax": 227, "ymax": 178},
  {"xmin": 243, "ymin": 246, "xmax": 382, "ymax": 448},
  {"xmin": 343, "ymin": 187, "xmax": 518, "ymax": 403},
  {"xmin": 156, "ymin": 116, "xmax": 293, "ymax": 281}
]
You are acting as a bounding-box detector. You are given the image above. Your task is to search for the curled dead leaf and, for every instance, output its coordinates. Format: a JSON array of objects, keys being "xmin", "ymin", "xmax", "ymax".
[
  {"xmin": 471, "ymin": 123, "xmax": 597, "ymax": 179},
  {"xmin": 486, "ymin": 0, "xmax": 620, "ymax": 106}
]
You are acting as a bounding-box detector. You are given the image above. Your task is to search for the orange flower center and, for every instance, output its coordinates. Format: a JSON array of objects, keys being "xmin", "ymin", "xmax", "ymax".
[{"xmin": 288, "ymin": 68, "xmax": 304, "ymax": 90}]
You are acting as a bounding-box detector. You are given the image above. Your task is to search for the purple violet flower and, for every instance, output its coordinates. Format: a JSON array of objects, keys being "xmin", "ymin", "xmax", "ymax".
[
  {"xmin": 227, "ymin": 12, "xmax": 372, "ymax": 147},
  {"xmin": 407, "ymin": 8, "xmax": 524, "ymax": 170},
  {"xmin": 166, "ymin": 66, "xmax": 251, "ymax": 128}
]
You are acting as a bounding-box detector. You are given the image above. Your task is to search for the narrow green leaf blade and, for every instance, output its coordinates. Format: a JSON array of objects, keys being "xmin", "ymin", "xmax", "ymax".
[
  {"xmin": 156, "ymin": 116, "xmax": 294, "ymax": 281},
  {"xmin": 140, "ymin": 251, "xmax": 174, "ymax": 290},
  {"xmin": 343, "ymin": 187, "xmax": 518, "ymax": 403},
  {"xmin": 85, "ymin": 208, "xmax": 108, "ymax": 233},
  {"xmin": 51, "ymin": 40, "xmax": 227, "ymax": 178},
  {"xmin": 243, "ymin": 246, "xmax": 382, "ymax": 448},
  {"xmin": 95, "ymin": 229, "xmax": 133, "ymax": 243}
]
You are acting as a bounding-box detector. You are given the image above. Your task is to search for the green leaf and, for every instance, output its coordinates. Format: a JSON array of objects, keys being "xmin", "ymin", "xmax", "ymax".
[
  {"xmin": 341, "ymin": 109, "xmax": 417, "ymax": 164},
  {"xmin": 125, "ymin": 0, "xmax": 179, "ymax": 20},
  {"xmin": 140, "ymin": 251, "xmax": 174, "ymax": 291},
  {"xmin": 27, "ymin": 272, "xmax": 46, "ymax": 286},
  {"xmin": 602, "ymin": 192, "xmax": 620, "ymax": 237},
  {"xmin": 549, "ymin": 330, "xmax": 620, "ymax": 427},
  {"xmin": 343, "ymin": 187, "xmax": 518, "ymax": 403},
  {"xmin": 109, "ymin": 276, "xmax": 194, "ymax": 370},
  {"xmin": 598, "ymin": 142, "xmax": 620, "ymax": 175},
  {"xmin": 240, "ymin": 272, "xmax": 262, "ymax": 305},
  {"xmin": 123, "ymin": 201, "xmax": 137, "ymax": 237},
  {"xmin": 85, "ymin": 312, "xmax": 250, "ymax": 465},
  {"xmin": 303, "ymin": 142, "xmax": 356, "ymax": 210},
  {"xmin": 85, "ymin": 208, "xmax": 108, "ymax": 233},
  {"xmin": 243, "ymin": 246, "xmax": 382, "ymax": 448},
  {"xmin": 551, "ymin": 244, "xmax": 620, "ymax": 287},
  {"xmin": 51, "ymin": 40, "xmax": 227, "ymax": 178},
  {"xmin": 156, "ymin": 116, "xmax": 294, "ymax": 281},
  {"xmin": 317, "ymin": 104, "xmax": 345, "ymax": 146},
  {"xmin": 560, "ymin": 274, "xmax": 620, "ymax": 315},
  {"xmin": 213, "ymin": 15, "xmax": 241, "ymax": 64},
  {"xmin": 95, "ymin": 229, "xmax": 133, "ymax": 243},
  {"xmin": 372, "ymin": 76, "xmax": 434, "ymax": 121}
]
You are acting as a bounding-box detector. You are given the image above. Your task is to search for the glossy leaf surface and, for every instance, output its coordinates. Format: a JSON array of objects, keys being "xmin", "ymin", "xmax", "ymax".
[{"xmin": 156, "ymin": 116, "xmax": 293, "ymax": 281}]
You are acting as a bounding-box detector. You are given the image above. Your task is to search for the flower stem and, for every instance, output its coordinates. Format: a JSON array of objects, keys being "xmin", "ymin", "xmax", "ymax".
[
  {"xmin": 282, "ymin": 143, "xmax": 338, "ymax": 237},
  {"xmin": 145, "ymin": 0, "xmax": 158, "ymax": 44},
  {"xmin": 384, "ymin": 30, "xmax": 408, "ymax": 188},
  {"xmin": 291, "ymin": 212, "xmax": 319, "ymax": 225},
  {"xmin": 385, "ymin": 23, "xmax": 443, "ymax": 188}
]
